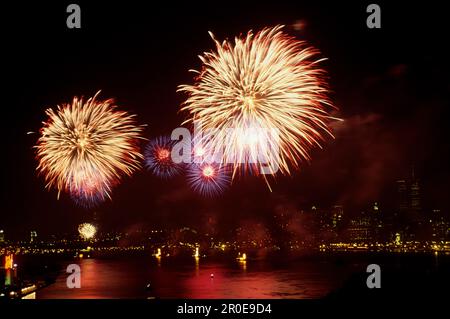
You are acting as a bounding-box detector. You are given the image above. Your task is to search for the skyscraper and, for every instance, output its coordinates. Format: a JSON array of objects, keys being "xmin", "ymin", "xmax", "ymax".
[
  {"xmin": 396, "ymin": 180, "xmax": 408, "ymax": 216},
  {"xmin": 408, "ymin": 168, "xmax": 423, "ymax": 237},
  {"xmin": 396, "ymin": 167, "xmax": 423, "ymax": 240},
  {"xmin": 410, "ymin": 180, "xmax": 421, "ymax": 216},
  {"xmin": 371, "ymin": 202, "xmax": 384, "ymax": 242}
]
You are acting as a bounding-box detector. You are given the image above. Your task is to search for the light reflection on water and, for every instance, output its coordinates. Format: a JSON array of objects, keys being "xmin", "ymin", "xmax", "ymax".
[{"xmin": 37, "ymin": 256, "xmax": 350, "ymax": 299}]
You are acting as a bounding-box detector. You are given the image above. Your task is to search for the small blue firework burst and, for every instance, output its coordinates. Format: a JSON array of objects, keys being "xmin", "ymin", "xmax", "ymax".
[
  {"xmin": 186, "ymin": 162, "xmax": 231, "ymax": 197},
  {"xmin": 144, "ymin": 136, "xmax": 183, "ymax": 178}
]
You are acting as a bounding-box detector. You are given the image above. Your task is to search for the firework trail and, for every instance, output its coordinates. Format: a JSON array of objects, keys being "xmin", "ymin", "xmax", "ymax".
[
  {"xmin": 144, "ymin": 136, "xmax": 183, "ymax": 178},
  {"xmin": 78, "ymin": 223, "xmax": 97, "ymax": 240},
  {"xmin": 179, "ymin": 25, "xmax": 338, "ymax": 181},
  {"xmin": 187, "ymin": 162, "xmax": 231, "ymax": 197},
  {"xmin": 35, "ymin": 91, "xmax": 143, "ymax": 205}
]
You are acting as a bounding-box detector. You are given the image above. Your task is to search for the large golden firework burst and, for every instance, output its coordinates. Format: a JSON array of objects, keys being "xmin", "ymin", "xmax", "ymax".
[
  {"xmin": 35, "ymin": 91, "xmax": 143, "ymax": 204},
  {"xmin": 179, "ymin": 25, "xmax": 339, "ymax": 180}
]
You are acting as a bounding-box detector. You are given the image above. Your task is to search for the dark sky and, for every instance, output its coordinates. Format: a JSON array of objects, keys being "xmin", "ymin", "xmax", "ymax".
[{"xmin": 2, "ymin": 1, "xmax": 449, "ymax": 239}]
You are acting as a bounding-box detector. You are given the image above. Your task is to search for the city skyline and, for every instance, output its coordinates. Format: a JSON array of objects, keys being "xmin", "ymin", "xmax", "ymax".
[
  {"xmin": 2, "ymin": 168, "xmax": 449, "ymax": 247},
  {"xmin": 2, "ymin": 164, "xmax": 449, "ymax": 240}
]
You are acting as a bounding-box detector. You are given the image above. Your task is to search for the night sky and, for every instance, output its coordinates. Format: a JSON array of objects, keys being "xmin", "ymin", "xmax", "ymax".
[{"xmin": 2, "ymin": 1, "xmax": 449, "ymax": 239}]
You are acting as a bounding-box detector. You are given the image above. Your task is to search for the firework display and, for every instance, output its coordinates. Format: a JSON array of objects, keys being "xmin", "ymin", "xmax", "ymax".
[
  {"xmin": 34, "ymin": 26, "xmax": 337, "ymax": 200},
  {"xmin": 178, "ymin": 25, "xmax": 337, "ymax": 177},
  {"xmin": 144, "ymin": 136, "xmax": 182, "ymax": 178},
  {"xmin": 78, "ymin": 223, "xmax": 97, "ymax": 240},
  {"xmin": 186, "ymin": 162, "xmax": 231, "ymax": 196},
  {"xmin": 35, "ymin": 92, "xmax": 143, "ymax": 205}
]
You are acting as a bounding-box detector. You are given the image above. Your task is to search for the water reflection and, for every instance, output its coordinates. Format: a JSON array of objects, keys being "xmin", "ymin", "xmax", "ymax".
[
  {"xmin": 240, "ymin": 260, "xmax": 247, "ymax": 272},
  {"xmin": 194, "ymin": 257, "xmax": 200, "ymax": 277},
  {"xmin": 37, "ymin": 256, "xmax": 349, "ymax": 299}
]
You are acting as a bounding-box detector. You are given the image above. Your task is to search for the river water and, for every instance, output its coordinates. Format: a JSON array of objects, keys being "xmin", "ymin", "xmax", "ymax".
[{"xmin": 35, "ymin": 253, "xmax": 448, "ymax": 299}]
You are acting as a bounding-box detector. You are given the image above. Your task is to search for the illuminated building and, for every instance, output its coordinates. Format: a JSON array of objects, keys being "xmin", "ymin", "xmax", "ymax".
[
  {"xmin": 370, "ymin": 202, "xmax": 384, "ymax": 242},
  {"xmin": 396, "ymin": 180, "xmax": 408, "ymax": 216},
  {"xmin": 409, "ymin": 173, "xmax": 424, "ymax": 239},
  {"xmin": 395, "ymin": 179, "xmax": 410, "ymax": 238},
  {"xmin": 395, "ymin": 168, "xmax": 424, "ymax": 241},
  {"xmin": 4, "ymin": 255, "xmax": 13, "ymax": 269},
  {"xmin": 312, "ymin": 205, "xmax": 342, "ymax": 243},
  {"xmin": 3, "ymin": 254, "xmax": 16, "ymax": 286},
  {"xmin": 30, "ymin": 230, "xmax": 37, "ymax": 243},
  {"xmin": 313, "ymin": 206, "xmax": 329, "ymax": 233},
  {"xmin": 429, "ymin": 209, "xmax": 450, "ymax": 241},
  {"xmin": 0, "ymin": 229, "xmax": 4, "ymax": 243},
  {"xmin": 331, "ymin": 205, "xmax": 344, "ymax": 231},
  {"xmin": 273, "ymin": 210, "xmax": 294, "ymax": 247},
  {"xmin": 410, "ymin": 168, "xmax": 421, "ymax": 215},
  {"xmin": 346, "ymin": 212, "xmax": 373, "ymax": 243}
]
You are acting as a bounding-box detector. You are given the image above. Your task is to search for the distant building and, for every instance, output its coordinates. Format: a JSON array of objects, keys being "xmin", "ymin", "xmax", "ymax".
[
  {"xmin": 370, "ymin": 202, "xmax": 384, "ymax": 242},
  {"xmin": 3, "ymin": 254, "xmax": 17, "ymax": 287},
  {"xmin": 395, "ymin": 167, "xmax": 424, "ymax": 240},
  {"xmin": 410, "ymin": 180, "xmax": 421, "ymax": 215},
  {"xmin": 331, "ymin": 205, "xmax": 344, "ymax": 231},
  {"xmin": 30, "ymin": 231, "xmax": 37, "ymax": 243},
  {"xmin": 346, "ymin": 212, "xmax": 372, "ymax": 243},
  {"xmin": 429, "ymin": 209, "xmax": 450, "ymax": 241},
  {"xmin": 0, "ymin": 229, "xmax": 4, "ymax": 243},
  {"xmin": 396, "ymin": 180, "xmax": 408, "ymax": 216},
  {"xmin": 311, "ymin": 205, "xmax": 339, "ymax": 243},
  {"xmin": 397, "ymin": 168, "xmax": 422, "ymax": 215}
]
